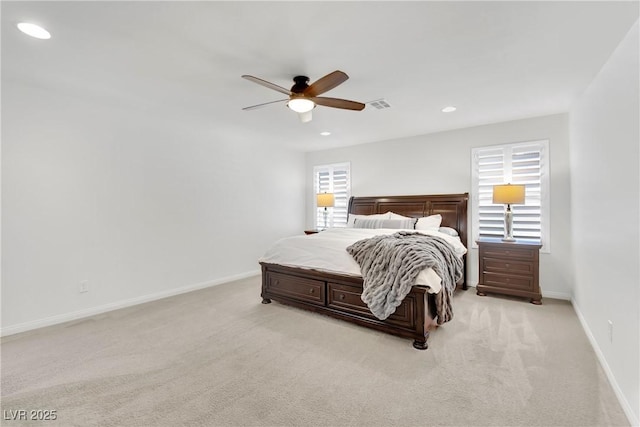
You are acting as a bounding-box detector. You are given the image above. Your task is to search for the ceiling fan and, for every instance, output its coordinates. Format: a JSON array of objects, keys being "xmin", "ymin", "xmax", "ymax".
[{"xmin": 241, "ymin": 70, "xmax": 365, "ymax": 123}]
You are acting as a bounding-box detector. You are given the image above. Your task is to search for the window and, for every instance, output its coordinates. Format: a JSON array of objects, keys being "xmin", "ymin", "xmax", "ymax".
[
  {"xmin": 471, "ymin": 140, "xmax": 550, "ymax": 252},
  {"xmin": 314, "ymin": 162, "xmax": 351, "ymax": 228}
]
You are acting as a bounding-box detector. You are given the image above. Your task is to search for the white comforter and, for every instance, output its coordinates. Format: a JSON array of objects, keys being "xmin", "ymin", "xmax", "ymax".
[{"xmin": 259, "ymin": 228, "xmax": 467, "ymax": 294}]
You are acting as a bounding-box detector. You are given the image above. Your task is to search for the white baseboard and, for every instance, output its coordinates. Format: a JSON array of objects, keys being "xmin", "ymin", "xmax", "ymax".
[
  {"xmin": 571, "ymin": 298, "xmax": 639, "ymax": 427},
  {"xmin": 542, "ymin": 290, "xmax": 571, "ymax": 300},
  {"xmin": 0, "ymin": 270, "xmax": 260, "ymax": 338}
]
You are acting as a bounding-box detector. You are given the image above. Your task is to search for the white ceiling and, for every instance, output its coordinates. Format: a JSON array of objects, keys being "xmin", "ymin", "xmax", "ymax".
[{"xmin": 2, "ymin": 1, "xmax": 638, "ymax": 151}]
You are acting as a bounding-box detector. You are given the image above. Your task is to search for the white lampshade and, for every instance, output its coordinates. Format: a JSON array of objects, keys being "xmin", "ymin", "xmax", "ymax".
[
  {"xmin": 287, "ymin": 98, "xmax": 315, "ymax": 113},
  {"xmin": 493, "ymin": 184, "xmax": 525, "ymax": 205},
  {"xmin": 316, "ymin": 193, "xmax": 335, "ymax": 208}
]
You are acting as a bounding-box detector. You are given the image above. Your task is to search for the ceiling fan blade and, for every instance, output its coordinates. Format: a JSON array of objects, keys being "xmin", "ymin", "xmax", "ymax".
[
  {"xmin": 298, "ymin": 111, "xmax": 312, "ymax": 123},
  {"xmin": 242, "ymin": 75, "xmax": 292, "ymax": 96},
  {"xmin": 304, "ymin": 70, "xmax": 348, "ymax": 97},
  {"xmin": 242, "ymin": 99, "xmax": 288, "ymax": 111},
  {"xmin": 311, "ymin": 97, "xmax": 366, "ymax": 111}
]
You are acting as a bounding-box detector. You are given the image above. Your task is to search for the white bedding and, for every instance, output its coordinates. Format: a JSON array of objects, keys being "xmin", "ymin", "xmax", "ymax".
[{"xmin": 259, "ymin": 228, "xmax": 467, "ymax": 294}]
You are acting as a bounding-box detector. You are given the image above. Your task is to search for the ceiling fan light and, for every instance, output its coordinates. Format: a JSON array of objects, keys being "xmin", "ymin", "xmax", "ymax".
[
  {"xmin": 17, "ymin": 22, "xmax": 51, "ymax": 39},
  {"xmin": 287, "ymin": 98, "xmax": 315, "ymax": 113}
]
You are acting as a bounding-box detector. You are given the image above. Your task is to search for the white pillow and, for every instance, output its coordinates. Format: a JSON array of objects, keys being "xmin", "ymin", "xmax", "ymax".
[
  {"xmin": 415, "ymin": 214, "xmax": 442, "ymax": 231},
  {"xmin": 353, "ymin": 218, "xmax": 417, "ymax": 229},
  {"xmin": 388, "ymin": 211, "xmax": 411, "ymax": 220},
  {"xmin": 346, "ymin": 213, "xmax": 390, "ymax": 227},
  {"xmin": 438, "ymin": 226, "xmax": 459, "ymax": 237}
]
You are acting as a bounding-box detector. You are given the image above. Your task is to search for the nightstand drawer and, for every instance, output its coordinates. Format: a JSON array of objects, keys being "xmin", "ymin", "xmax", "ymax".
[
  {"xmin": 265, "ymin": 272, "xmax": 325, "ymax": 305},
  {"xmin": 482, "ymin": 247, "xmax": 535, "ymax": 261},
  {"xmin": 482, "ymin": 272, "xmax": 534, "ymax": 291},
  {"xmin": 483, "ymin": 258, "xmax": 534, "ymax": 275}
]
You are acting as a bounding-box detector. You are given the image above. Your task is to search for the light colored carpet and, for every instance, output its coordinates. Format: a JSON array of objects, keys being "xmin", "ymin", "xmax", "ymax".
[{"xmin": 1, "ymin": 276, "xmax": 629, "ymax": 427}]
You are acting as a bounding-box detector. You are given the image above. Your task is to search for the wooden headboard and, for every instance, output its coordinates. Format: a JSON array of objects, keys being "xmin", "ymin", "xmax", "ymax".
[{"xmin": 348, "ymin": 193, "xmax": 469, "ymax": 248}]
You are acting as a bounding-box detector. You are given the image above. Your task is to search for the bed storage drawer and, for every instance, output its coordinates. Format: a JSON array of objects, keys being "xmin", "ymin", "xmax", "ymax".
[
  {"xmin": 265, "ymin": 272, "xmax": 325, "ymax": 305},
  {"xmin": 327, "ymin": 283, "xmax": 416, "ymax": 329}
]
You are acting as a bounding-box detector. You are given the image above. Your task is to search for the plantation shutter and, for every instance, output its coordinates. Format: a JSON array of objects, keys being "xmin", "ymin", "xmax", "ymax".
[
  {"xmin": 511, "ymin": 143, "xmax": 545, "ymax": 240},
  {"xmin": 314, "ymin": 162, "xmax": 351, "ymax": 228},
  {"xmin": 475, "ymin": 147, "xmax": 506, "ymax": 239},
  {"xmin": 472, "ymin": 141, "xmax": 550, "ymax": 251}
]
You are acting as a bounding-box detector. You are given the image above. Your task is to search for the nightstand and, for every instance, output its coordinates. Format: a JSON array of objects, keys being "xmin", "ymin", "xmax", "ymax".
[
  {"xmin": 476, "ymin": 239, "xmax": 542, "ymax": 304},
  {"xmin": 304, "ymin": 229, "xmax": 321, "ymax": 235}
]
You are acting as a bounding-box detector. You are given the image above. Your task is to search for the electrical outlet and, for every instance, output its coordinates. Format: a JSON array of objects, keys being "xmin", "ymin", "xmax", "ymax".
[
  {"xmin": 608, "ymin": 320, "xmax": 613, "ymax": 343},
  {"xmin": 79, "ymin": 280, "xmax": 88, "ymax": 293}
]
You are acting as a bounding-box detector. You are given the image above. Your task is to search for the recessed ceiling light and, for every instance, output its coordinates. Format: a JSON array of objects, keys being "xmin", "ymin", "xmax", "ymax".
[
  {"xmin": 320, "ymin": 131, "xmax": 331, "ymax": 136},
  {"xmin": 17, "ymin": 22, "xmax": 51, "ymax": 39},
  {"xmin": 441, "ymin": 106, "xmax": 457, "ymax": 113}
]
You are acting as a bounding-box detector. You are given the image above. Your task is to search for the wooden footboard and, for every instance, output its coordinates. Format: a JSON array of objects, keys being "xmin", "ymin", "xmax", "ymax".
[{"xmin": 260, "ymin": 262, "xmax": 436, "ymax": 349}]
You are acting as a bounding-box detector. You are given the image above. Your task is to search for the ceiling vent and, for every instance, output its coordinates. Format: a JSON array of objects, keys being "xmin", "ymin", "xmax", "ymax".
[{"xmin": 368, "ymin": 99, "xmax": 391, "ymax": 109}]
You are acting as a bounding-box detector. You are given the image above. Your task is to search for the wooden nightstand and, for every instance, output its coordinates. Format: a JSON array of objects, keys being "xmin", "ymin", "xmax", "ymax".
[{"xmin": 476, "ymin": 239, "xmax": 542, "ymax": 304}]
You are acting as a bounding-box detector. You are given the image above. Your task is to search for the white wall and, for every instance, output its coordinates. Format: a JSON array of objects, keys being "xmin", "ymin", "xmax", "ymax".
[
  {"xmin": 306, "ymin": 113, "xmax": 573, "ymax": 298},
  {"xmin": 1, "ymin": 81, "xmax": 306, "ymax": 335},
  {"xmin": 569, "ymin": 21, "xmax": 639, "ymax": 424}
]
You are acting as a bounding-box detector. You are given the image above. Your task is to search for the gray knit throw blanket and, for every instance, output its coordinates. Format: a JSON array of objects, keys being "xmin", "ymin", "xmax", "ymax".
[{"xmin": 346, "ymin": 231, "xmax": 463, "ymax": 323}]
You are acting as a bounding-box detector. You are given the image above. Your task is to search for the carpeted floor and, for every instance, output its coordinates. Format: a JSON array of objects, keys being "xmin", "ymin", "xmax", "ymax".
[{"xmin": 0, "ymin": 276, "xmax": 629, "ymax": 427}]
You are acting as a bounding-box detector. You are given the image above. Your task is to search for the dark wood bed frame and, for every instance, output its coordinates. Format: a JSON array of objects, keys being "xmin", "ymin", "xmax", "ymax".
[{"xmin": 260, "ymin": 193, "xmax": 469, "ymax": 350}]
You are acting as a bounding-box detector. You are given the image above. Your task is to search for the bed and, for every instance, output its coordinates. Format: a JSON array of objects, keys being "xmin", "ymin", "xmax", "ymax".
[{"xmin": 259, "ymin": 193, "xmax": 469, "ymax": 350}]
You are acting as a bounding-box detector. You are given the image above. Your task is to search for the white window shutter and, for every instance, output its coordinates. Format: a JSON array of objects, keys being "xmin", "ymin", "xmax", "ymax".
[
  {"xmin": 511, "ymin": 144, "xmax": 543, "ymax": 240},
  {"xmin": 472, "ymin": 140, "xmax": 550, "ymax": 251},
  {"xmin": 475, "ymin": 147, "xmax": 506, "ymax": 239},
  {"xmin": 314, "ymin": 163, "xmax": 351, "ymax": 228}
]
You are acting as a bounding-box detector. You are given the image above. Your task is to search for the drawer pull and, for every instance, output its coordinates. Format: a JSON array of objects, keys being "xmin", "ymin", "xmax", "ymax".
[
  {"xmin": 339, "ymin": 294, "xmax": 345, "ymax": 300},
  {"xmin": 309, "ymin": 288, "xmax": 315, "ymax": 294},
  {"xmin": 274, "ymin": 279, "xmax": 279, "ymax": 285},
  {"xmin": 505, "ymin": 263, "xmax": 510, "ymax": 268}
]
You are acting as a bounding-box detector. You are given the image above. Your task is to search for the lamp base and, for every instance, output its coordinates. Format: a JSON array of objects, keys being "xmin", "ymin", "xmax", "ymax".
[
  {"xmin": 323, "ymin": 208, "xmax": 328, "ymax": 230},
  {"xmin": 502, "ymin": 205, "xmax": 516, "ymax": 243}
]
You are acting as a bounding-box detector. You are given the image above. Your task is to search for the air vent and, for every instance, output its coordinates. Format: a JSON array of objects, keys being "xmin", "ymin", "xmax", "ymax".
[{"xmin": 368, "ymin": 99, "xmax": 391, "ymax": 109}]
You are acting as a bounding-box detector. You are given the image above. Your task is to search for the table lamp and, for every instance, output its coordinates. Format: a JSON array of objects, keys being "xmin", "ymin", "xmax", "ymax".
[
  {"xmin": 316, "ymin": 192, "xmax": 335, "ymax": 229},
  {"xmin": 493, "ymin": 184, "xmax": 525, "ymax": 242}
]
